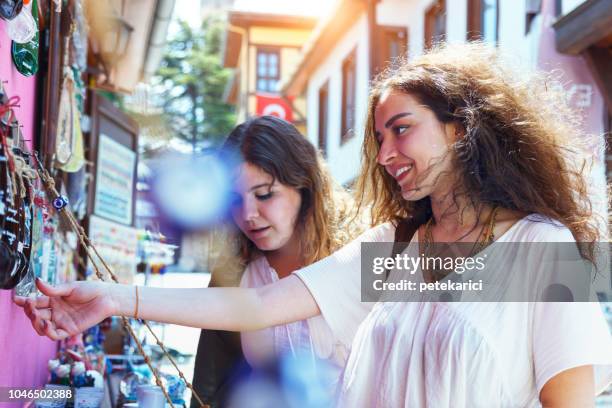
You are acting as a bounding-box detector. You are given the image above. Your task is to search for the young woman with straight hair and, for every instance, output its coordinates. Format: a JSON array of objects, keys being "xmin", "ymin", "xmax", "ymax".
[{"xmin": 190, "ymin": 115, "xmax": 364, "ymax": 406}]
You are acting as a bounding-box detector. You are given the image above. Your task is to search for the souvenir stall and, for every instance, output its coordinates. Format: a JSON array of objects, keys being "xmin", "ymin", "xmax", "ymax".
[
  {"xmin": 0, "ymin": 0, "xmax": 59, "ymax": 401},
  {"xmin": 1, "ymin": 0, "xmax": 193, "ymax": 407},
  {"xmin": 0, "ymin": 0, "xmax": 102, "ymax": 405},
  {"xmin": 137, "ymin": 230, "xmax": 177, "ymax": 278}
]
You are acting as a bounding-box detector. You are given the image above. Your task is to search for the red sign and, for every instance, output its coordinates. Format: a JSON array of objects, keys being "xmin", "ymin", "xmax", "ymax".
[{"xmin": 255, "ymin": 94, "xmax": 294, "ymax": 122}]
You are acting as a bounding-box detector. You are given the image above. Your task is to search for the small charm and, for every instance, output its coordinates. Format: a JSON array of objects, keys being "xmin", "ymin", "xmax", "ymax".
[{"xmin": 52, "ymin": 195, "xmax": 68, "ymax": 210}]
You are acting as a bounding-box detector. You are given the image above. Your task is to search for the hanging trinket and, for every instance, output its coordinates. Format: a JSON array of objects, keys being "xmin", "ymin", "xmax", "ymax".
[
  {"xmin": 55, "ymin": 33, "xmax": 85, "ymax": 172},
  {"xmin": 12, "ymin": 150, "xmax": 36, "ymax": 295},
  {"xmin": 11, "ymin": 0, "xmax": 39, "ymax": 76},
  {"xmin": 0, "ymin": 0, "xmax": 23, "ymax": 21},
  {"xmin": 0, "ymin": 91, "xmax": 38, "ymax": 291},
  {"xmin": 0, "ymin": 141, "xmax": 15, "ymax": 282},
  {"xmin": 53, "ymin": 364, "xmax": 72, "ymax": 386},
  {"xmin": 28, "ymin": 187, "xmax": 44, "ymax": 275},
  {"xmin": 5, "ymin": 0, "xmax": 36, "ymax": 44},
  {"xmin": 72, "ymin": 0, "xmax": 89, "ymax": 72},
  {"xmin": 0, "ymin": 102, "xmax": 21, "ymax": 289},
  {"xmin": 48, "ymin": 359, "xmax": 61, "ymax": 384},
  {"xmin": 52, "ymin": 195, "xmax": 68, "ymax": 211},
  {"xmin": 0, "ymin": 184, "xmax": 18, "ymax": 287},
  {"xmin": 71, "ymin": 362, "xmax": 90, "ymax": 388}
]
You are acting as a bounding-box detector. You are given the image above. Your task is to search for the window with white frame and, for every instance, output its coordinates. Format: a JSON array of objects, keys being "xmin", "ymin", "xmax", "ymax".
[{"xmin": 256, "ymin": 48, "xmax": 280, "ymax": 93}]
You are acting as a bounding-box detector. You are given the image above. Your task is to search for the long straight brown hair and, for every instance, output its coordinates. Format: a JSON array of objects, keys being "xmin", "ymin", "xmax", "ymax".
[{"xmin": 220, "ymin": 115, "xmax": 362, "ymax": 266}]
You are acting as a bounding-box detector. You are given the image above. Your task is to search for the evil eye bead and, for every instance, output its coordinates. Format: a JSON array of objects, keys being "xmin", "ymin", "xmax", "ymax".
[{"xmin": 52, "ymin": 195, "xmax": 68, "ymax": 210}]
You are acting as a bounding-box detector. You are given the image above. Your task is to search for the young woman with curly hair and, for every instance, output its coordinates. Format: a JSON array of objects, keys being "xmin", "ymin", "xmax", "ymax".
[{"xmin": 17, "ymin": 43, "xmax": 612, "ymax": 407}]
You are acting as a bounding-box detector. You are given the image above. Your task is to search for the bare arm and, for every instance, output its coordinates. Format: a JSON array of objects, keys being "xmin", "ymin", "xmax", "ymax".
[
  {"xmin": 115, "ymin": 275, "xmax": 321, "ymax": 330},
  {"xmin": 539, "ymin": 365, "xmax": 594, "ymax": 408},
  {"xmin": 15, "ymin": 275, "xmax": 321, "ymax": 340}
]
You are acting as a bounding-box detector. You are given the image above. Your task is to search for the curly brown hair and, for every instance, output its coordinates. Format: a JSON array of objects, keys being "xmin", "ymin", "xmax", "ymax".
[{"xmin": 355, "ymin": 42, "xmax": 601, "ymax": 263}]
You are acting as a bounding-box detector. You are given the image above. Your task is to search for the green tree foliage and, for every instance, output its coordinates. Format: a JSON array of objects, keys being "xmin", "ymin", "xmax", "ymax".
[{"xmin": 154, "ymin": 16, "xmax": 236, "ymax": 150}]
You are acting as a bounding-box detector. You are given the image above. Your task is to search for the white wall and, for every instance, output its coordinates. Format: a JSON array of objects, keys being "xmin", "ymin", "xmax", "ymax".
[
  {"xmin": 376, "ymin": 0, "xmax": 412, "ymax": 43},
  {"xmin": 562, "ymin": 0, "xmax": 587, "ymax": 15},
  {"xmin": 445, "ymin": 0, "xmax": 468, "ymax": 44},
  {"xmin": 306, "ymin": 14, "xmax": 370, "ymax": 185},
  {"xmin": 497, "ymin": 0, "xmax": 531, "ymax": 63}
]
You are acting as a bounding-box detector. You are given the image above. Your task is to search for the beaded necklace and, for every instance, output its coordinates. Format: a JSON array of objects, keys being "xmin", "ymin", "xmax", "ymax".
[{"xmin": 422, "ymin": 206, "xmax": 499, "ymax": 282}]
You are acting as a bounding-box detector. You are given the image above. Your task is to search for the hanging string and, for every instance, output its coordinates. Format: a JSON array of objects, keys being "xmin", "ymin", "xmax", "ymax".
[
  {"xmin": 0, "ymin": 85, "xmax": 208, "ymax": 407},
  {"xmin": 33, "ymin": 153, "xmax": 209, "ymax": 408},
  {"xmin": 0, "ymin": 95, "xmax": 21, "ymax": 172},
  {"xmin": 0, "ymin": 95, "xmax": 21, "ymax": 196}
]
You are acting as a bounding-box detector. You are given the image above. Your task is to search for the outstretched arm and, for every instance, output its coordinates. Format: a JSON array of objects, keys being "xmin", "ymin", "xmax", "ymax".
[
  {"xmin": 120, "ymin": 274, "xmax": 320, "ymax": 330},
  {"xmin": 14, "ymin": 276, "xmax": 320, "ymax": 340}
]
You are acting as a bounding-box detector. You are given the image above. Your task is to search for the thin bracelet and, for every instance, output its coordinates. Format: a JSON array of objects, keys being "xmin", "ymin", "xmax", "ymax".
[{"xmin": 134, "ymin": 285, "xmax": 139, "ymax": 319}]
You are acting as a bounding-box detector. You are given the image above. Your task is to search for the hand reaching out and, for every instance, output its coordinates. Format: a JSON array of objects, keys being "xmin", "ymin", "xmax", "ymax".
[
  {"xmin": 14, "ymin": 274, "xmax": 320, "ymax": 334},
  {"xmin": 13, "ymin": 278, "xmax": 118, "ymax": 341}
]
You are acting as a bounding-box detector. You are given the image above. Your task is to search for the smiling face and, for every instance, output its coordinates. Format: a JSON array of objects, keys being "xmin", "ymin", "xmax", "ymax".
[
  {"xmin": 230, "ymin": 162, "xmax": 302, "ymax": 253},
  {"xmin": 374, "ymin": 90, "xmax": 457, "ymax": 201}
]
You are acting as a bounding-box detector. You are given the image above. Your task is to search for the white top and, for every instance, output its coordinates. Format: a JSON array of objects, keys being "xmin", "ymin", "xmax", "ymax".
[
  {"xmin": 239, "ymin": 256, "xmax": 348, "ymax": 377},
  {"xmin": 295, "ymin": 215, "xmax": 612, "ymax": 407}
]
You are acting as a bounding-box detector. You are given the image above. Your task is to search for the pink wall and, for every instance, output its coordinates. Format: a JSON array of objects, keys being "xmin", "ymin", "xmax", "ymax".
[
  {"xmin": 537, "ymin": 0, "xmax": 605, "ymax": 145},
  {"xmin": 0, "ymin": 19, "xmax": 57, "ymax": 408},
  {"xmin": 537, "ymin": 0, "xmax": 608, "ymax": 229}
]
